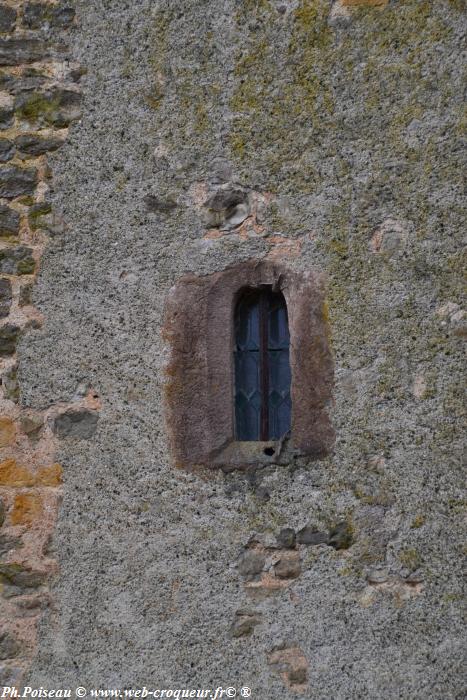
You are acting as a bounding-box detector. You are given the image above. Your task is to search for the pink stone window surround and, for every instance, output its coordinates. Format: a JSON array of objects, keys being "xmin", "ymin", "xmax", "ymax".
[{"xmin": 163, "ymin": 260, "xmax": 334, "ymax": 471}]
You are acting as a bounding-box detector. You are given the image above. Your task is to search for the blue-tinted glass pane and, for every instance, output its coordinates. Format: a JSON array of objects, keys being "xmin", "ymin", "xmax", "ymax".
[
  {"xmin": 235, "ymin": 293, "xmax": 261, "ymax": 440},
  {"xmin": 271, "ymin": 394, "xmax": 292, "ymax": 439},
  {"xmin": 268, "ymin": 347, "xmax": 291, "ymax": 439},
  {"xmin": 235, "ymin": 288, "xmax": 291, "ymax": 441},
  {"xmin": 235, "ymin": 388, "xmax": 260, "ymax": 440},
  {"xmin": 268, "ymin": 295, "xmax": 289, "ymax": 349},
  {"xmin": 235, "ymin": 351, "xmax": 260, "ymax": 396},
  {"xmin": 269, "ymin": 349, "xmax": 291, "ymax": 394},
  {"xmin": 236, "ymin": 297, "xmax": 259, "ymax": 350}
]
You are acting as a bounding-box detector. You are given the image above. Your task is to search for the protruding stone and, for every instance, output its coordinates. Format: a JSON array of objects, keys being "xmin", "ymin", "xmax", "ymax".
[
  {"xmin": 0, "ymin": 38, "xmax": 49, "ymax": 66},
  {"xmin": 0, "ymin": 497, "xmax": 4, "ymax": 526},
  {"xmin": 15, "ymin": 88, "xmax": 81, "ymax": 127},
  {"xmin": 0, "ymin": 138, "xmax": 14, "ymax": 162},
  {"xmin": 15, "ymin": 133, "xmax": 65, "ymax": 158},
  {"xmin": 238, "ymin": 549, "xmax": 265, "ymax": 578},
  {"xmin": 23, "ymin": 3, "xmax": 75, "ymax": 30},
  {"xmin": 0, "ymin": 5, "xmax": 17, "ymax": 33},
  {"xmin": 19, "ymin": 413, "xmax": 43, "ymax": 440},
  {"xmin": 328, "ymin": 521, "xmax": 353, "ymax": 550},
  {"xmin": 0, "ymin": 278, "xmax": 12, "ymax": 317},
  {"xmin": 366, "ymin": 568, "xmax": 389, "ymax": 584},
  {"xmin": 231, "ymin": 610, "xmax": 261, "ymax": 638},
  {"xmin": 202, "ymin": 185, "xmax": 251, "ymax": 229},
  {"xmin": 143, "ymin": 195, "xmax": 177, "ymax": 213},
  {"xmin": 0, "ymin": 324, "xmax": 19, "ymax": 356},
  {"xmin": 404, "ymin": 569, "xmax": 424, "ymax": 584},
  {"xmin": 0, "ymin": 166, "xmax": 37, "ymax": 198},
  {"xmin": 276, "ymin": 528, "xmax": 296, "ymax": 549},
  {"xmin": 274, "ymin": 556, "xmax": 301, "ymax": 580},
  {"xmin": 268, "ymin": 646, "xmax": 309, "ymax": 691},
  {"xmin": 297, "ymin": 526, "xmax": 328, "ymax": 546},
  {"xmin": 53, "ymin": 408, "xmax": 99, "ymax": 439},
  {"xmin": 0, "ymin": 246, "xmax": 35, "ymax": 275},
  {"xmin": 0, "ymin": 205, "xmax": 20, "ymax": 237},
  {"xmin": 370, "ymin": 218, "xmax": 409, "ymax": 256}
]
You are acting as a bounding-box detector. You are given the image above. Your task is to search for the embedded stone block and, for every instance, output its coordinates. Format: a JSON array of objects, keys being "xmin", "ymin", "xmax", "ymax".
[
  {"xmin": 15, "ymin": 88, "xmax": 81, "ymax": 127},
  {"xmin": 0, "ymin": 561, "xmax": 47, "ymax": 588},
  {"xmin": 23, "ymin": 3, "xmax": 75, "ymax": 30},
  {"xmin": 341, "ymin": 0, "xmax": 388, "ymax": 5},
  {"xmin": 15, "ymin": 133, "xmax": 64, "ymax": 158},
  {"xmin": 0, "ymin": 38, "xmax": 49, "ymax": 66},
  {"xmin": 53, "ymin": 408, "xmax": 99, "ymax": 439},
  {"xmin": 10, "ymin": 492, "xmax": 44, "ymax": 526},
  {"xmin": 268, "ymin": 646, "xmax": 309, "ymax": 693},
  {"xmin": 0, "ymin": 324, "xmax": 20, "ymax": 356},
  {"xmin": 0, "ymin": 416, "xmax": 15, "ymax": 447},
  {"xmin": 0, "ymin": 205, "xmax": 20, "ymax": 237},
  {"xmin": 0, "ymin": 5, "xmax": 17, "ymax": 33},
  {"xmin": 35, "ymin": 463, "xmax": 62, "ymax": 486},
  {"xmin": 0, "ymin": 246, "xmax": 35, "ymax": 275},
  {"xmin": 0, "ymin": 278, "xmax": 12, "ymax": 317},
  {"xmin": 0, "ymin": 138, "xmax": 14, "ymax": 162},
  {"xmin": 0, "ymin": 459, "xmax": 34, "ymax": 487},
  {"xmin": 297, "ymin": 526, "xmax": 328, "ymax": 546},
  {"xmin": 0, "ymin": 166, "xmax": 37, "ymax": 199}
]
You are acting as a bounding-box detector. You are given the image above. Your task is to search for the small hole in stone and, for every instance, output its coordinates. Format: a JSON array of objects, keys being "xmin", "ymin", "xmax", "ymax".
[{"xmin": 264, "ymin": 447, "xmax": 275, "ymax": 456}]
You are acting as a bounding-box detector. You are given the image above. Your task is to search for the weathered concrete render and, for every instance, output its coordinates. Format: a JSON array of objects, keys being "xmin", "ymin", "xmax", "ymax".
[{"xmin": 0, "ymin": 0, "xmax": 464, "ymax": 697}]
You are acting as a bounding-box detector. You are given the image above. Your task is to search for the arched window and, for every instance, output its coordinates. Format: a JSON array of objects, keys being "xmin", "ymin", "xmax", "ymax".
[{"xmin": 234, "ymin": 288, "xmax": 291, "ymax": 441}]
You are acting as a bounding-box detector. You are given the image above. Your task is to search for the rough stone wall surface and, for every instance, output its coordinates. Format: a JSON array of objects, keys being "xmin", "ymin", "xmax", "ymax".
[
  {"xmin": 0, "ymin": 0, "xmax": 95, "ymax": 686},
  {"xmin": 1, "ymin": 0, "xmax": 463, "ymax": 696}
]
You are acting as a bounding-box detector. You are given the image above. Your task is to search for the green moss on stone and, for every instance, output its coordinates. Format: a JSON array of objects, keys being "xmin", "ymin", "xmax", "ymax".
[
  {"xmin": 17, "ymin": 258, "xmax": 35, "ymax": 275},
  {"xmin": 399, "ymin": 547, "xmax": 422, "ymax": 571},
  {"xmin": 16, "ymin": 94, "xmax": 61, "ymax": 124}
]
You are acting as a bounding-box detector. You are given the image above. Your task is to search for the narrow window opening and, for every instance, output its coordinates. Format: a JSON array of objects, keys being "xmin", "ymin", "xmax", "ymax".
[{"xmin": 234, "ymin": 287, "xmax": 291, "ymax": 441}]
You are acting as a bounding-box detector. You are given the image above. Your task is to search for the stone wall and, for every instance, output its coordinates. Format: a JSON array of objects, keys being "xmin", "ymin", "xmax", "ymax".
[
  {"xmin": 1, "ymin": 0, "xmax": 465, "ymax": 697},
  {"xmin": 0, "ymin": 0, "xmax": 100, "ymax": 686}
]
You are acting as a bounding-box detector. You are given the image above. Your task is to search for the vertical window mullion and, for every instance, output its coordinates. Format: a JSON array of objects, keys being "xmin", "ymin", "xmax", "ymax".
[{"xmin": 259, "ymin": 292, "xmax": 269, "ymax": 440}]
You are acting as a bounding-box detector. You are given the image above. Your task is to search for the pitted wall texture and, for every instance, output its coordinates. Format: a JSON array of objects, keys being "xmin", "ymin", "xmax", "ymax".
[{"xmin": 5, "ymin": 0, "xmax": 465, "ymax": 696}]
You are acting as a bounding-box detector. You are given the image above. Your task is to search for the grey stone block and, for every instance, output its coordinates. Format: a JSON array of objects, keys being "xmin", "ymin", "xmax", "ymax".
[
  {"xmin": 0, "ymin": 166, "xmax": 37, "ymax": 198},
  {"xmin": 0, "ymin": 278, "xmax": 12, "ymax": 317},
  {"xmin": 0, "ymin": 38, "xmax": 48, "ymax": 66},
  {"xmin": 0, "ymin": 138, "xmax": 14, "ymax": 162},
  {"xmin": 0, "ymin": 5, "xmax": 16, "ymax": 33},
  {"xmin": 53, "ymin": 408, "xmax": 99, "ymax": 439},
  {"xmin": 0, "ymin": 205, "xmax": 20, "ymax": 237},
  {"xmin": 0, "ymin": 246, "xmax": 35, "ymax": 275}
]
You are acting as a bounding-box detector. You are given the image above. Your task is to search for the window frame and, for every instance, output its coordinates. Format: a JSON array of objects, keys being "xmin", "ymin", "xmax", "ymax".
[{"xmin": 163, "ymin": 259, "xmax": 334, "ymax": 471}]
